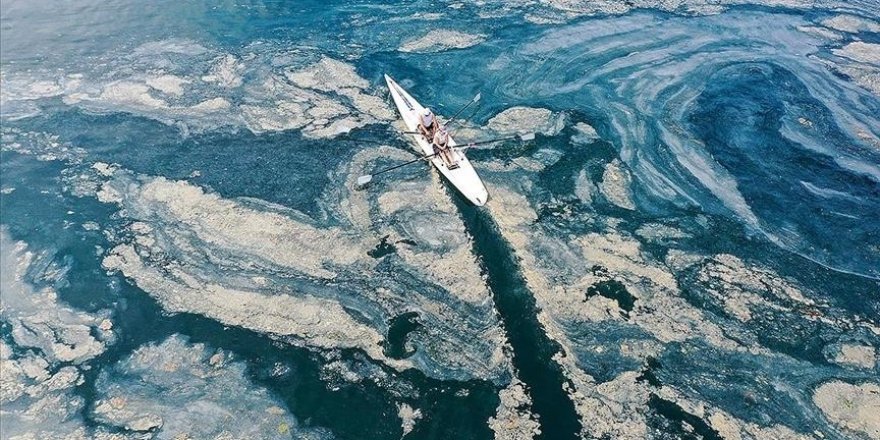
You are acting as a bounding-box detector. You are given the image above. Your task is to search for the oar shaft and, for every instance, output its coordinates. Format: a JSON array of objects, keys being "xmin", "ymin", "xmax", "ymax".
[
  {"xmin": 364, "ymin": 133, "xmax": 530, "ymax": 184},
  {"xmin": 370, "ymin": 152, "xmax": 437, "ymax": 177},
  {"xmin": 458, "ymin": 135, "xmax": 518, "ymax": 148},
  {"xmin": 338, "ymin": 138, "xmax": 394, "ymax": 146},
  {"xmin": 444, "ymin": 93, "xmax": 481, "ymax": 129},
  {"xmin": 444, "ymin": 105, "xmax": 473, "ymax": 129}
]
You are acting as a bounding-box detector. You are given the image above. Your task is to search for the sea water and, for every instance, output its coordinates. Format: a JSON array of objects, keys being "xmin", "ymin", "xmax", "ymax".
[{"xmin": 2, "ymin": 0, "xmax": 879, "ymax": 439}]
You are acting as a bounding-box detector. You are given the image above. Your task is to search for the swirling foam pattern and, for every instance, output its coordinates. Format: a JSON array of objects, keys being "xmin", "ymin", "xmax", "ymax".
[
  {"xmin": 489, "ymin": 10, "xmax": 880, "ymax": 278},
  {"xmin": 2, "ymin": 0, "xmax": 880, "ymax": 439}
]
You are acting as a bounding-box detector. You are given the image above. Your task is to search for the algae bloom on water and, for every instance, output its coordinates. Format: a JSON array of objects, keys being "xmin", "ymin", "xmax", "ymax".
[{"xmin": 1, "ymin": 1, "xmax": 879, "ymax": 439}]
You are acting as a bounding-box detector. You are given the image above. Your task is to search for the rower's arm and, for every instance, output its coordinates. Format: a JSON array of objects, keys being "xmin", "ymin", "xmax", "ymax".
[{"xmin": 418, "ymin": 124, "xmax": 430, "ymax": 137}]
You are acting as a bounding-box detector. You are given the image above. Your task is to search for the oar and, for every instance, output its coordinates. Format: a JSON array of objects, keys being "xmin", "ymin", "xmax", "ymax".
[
  {"xmin": 356, "ymin": 153, "xmax": 439, "ymax": 187},
  {"xmin": 457, "ymin": 132, "xmax": 536, "ymax": 150},
  {"xmin": 447, "ymin": 106, "xmax": 481, "ymax": 131},
  {"xmin": 337, "ymin": 137, "xmax": 397, "ymax": 147},
  {"xmin": 356, "ymin": 132, "xmax": 534, "ymax": 187},
  {"xmin": 443, "ymin": 92, "xmax": 481, "ymax": 128}
]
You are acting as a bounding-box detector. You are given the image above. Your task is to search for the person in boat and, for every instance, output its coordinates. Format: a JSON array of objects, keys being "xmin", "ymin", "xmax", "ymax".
[
  {"xmin": 432, "ymin": 127, "xmax": 456, "ymax": 167},
  {"xmin": 418, "ymin": 108, "xmax": 439, "ymax": 140}
]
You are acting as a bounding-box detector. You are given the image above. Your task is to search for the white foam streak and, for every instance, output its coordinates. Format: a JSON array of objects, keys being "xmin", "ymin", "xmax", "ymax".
[
  {"xmin": 813, "ymin": 381, "xmax": 880, "ymax": 439},
  {"xmin": 93, "ymin": 159, "xmax": 510, "ymax": 381},
  {"xmin": 399, "ymin": 30, "xmax": 486, "ymax": 53},
  {"xmin": 2, "ymin": 44, "xmax": 392, "ymax": 138},
  {"xmin": 800, "ymin": 181, "xmax": 864, "ymax": 202},
  {"xmin": 488, "ymin": 380, "xmax": 540, "ymax": 440},
  {"xmin": 480, "ymin": 179, "xmax": 826, "ymax": 435},
  {"xmin": 93, "ymin": 335, "xmax": 325, "ymax": 438},
  {"xmin": 0, "ymin": 230, "xmax": 122, "ymax": 440},
  {"xmin": 0, "ymin": 230, "xmax": 113, "ymax": 364},
  {"xmin": 486, "ymin": 107, "xmax": 565, "ymax": 136},
  {"xmin": 657, "ymin": 125, "xmax": 760, "ymax": 227}
]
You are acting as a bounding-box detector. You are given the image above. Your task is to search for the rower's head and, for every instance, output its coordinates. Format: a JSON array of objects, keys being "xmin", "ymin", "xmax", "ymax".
[
  {"xmin": 421, "ymin": 108, "xmax": 434, "ymax": 125},
  {"xmin": 434, "ymin": 128, "xmax": 448, "ymax": 143}
]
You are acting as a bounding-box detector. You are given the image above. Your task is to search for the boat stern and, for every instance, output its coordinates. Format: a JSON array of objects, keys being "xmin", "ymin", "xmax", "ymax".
[{"xmin": 469, "ymin": 187, "xmax": 490, "ymax": 206}]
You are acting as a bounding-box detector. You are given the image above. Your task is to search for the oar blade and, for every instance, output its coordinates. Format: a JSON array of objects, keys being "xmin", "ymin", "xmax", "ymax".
[
  {"xmin": 518, "ymin": 132, "xmax": 536, "ymax": 141},
  {"xmin": 356, "ymin": 175, "xmax": 373, "ymax": 187},
  {"xmin": 473, "ymin": 92, "xmax": 481, "ymax": 103}
]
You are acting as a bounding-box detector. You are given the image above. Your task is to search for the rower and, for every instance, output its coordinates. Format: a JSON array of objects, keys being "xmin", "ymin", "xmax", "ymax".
[
  {"xmin": 432, "ymin": 128, "xmax": 457, "ymax": 168},
  {"xmin": 418, "ymin": 108, "xmax": 439, "ymax": 141}
]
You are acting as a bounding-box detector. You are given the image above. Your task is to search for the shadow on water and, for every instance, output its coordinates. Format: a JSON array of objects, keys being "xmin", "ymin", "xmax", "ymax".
[{"xmin": 455, "ymin": 196, "xmax": 582, "ymax": 440}]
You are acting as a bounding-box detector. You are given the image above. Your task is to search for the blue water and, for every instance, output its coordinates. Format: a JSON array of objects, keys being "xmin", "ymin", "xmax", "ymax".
[{"xmin": 2, "ymin": 0, "xmax": 879, "ymax": 439}]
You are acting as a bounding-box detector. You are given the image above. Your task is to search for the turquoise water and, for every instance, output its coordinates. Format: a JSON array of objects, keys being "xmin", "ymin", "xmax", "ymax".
[{"xmin": 2, "ymin": 1, "xmax": 879, "ymax": 439}]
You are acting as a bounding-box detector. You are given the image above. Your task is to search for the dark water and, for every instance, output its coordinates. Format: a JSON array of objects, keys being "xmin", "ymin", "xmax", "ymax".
[{"xmin": 458, "ymin": 198, "xmax": 581, "ymax": 439}]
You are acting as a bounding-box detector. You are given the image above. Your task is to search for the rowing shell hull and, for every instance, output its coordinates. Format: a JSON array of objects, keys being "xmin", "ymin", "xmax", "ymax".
[{"xmin": 384, "ymin": 74, "xmax": 489, "ymax": 206}]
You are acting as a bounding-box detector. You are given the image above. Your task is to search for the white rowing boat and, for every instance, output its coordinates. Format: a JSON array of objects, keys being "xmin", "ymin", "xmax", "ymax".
[{"xmin": 384, "ymin": 74, "xmax": 489, "ymax": 206}]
